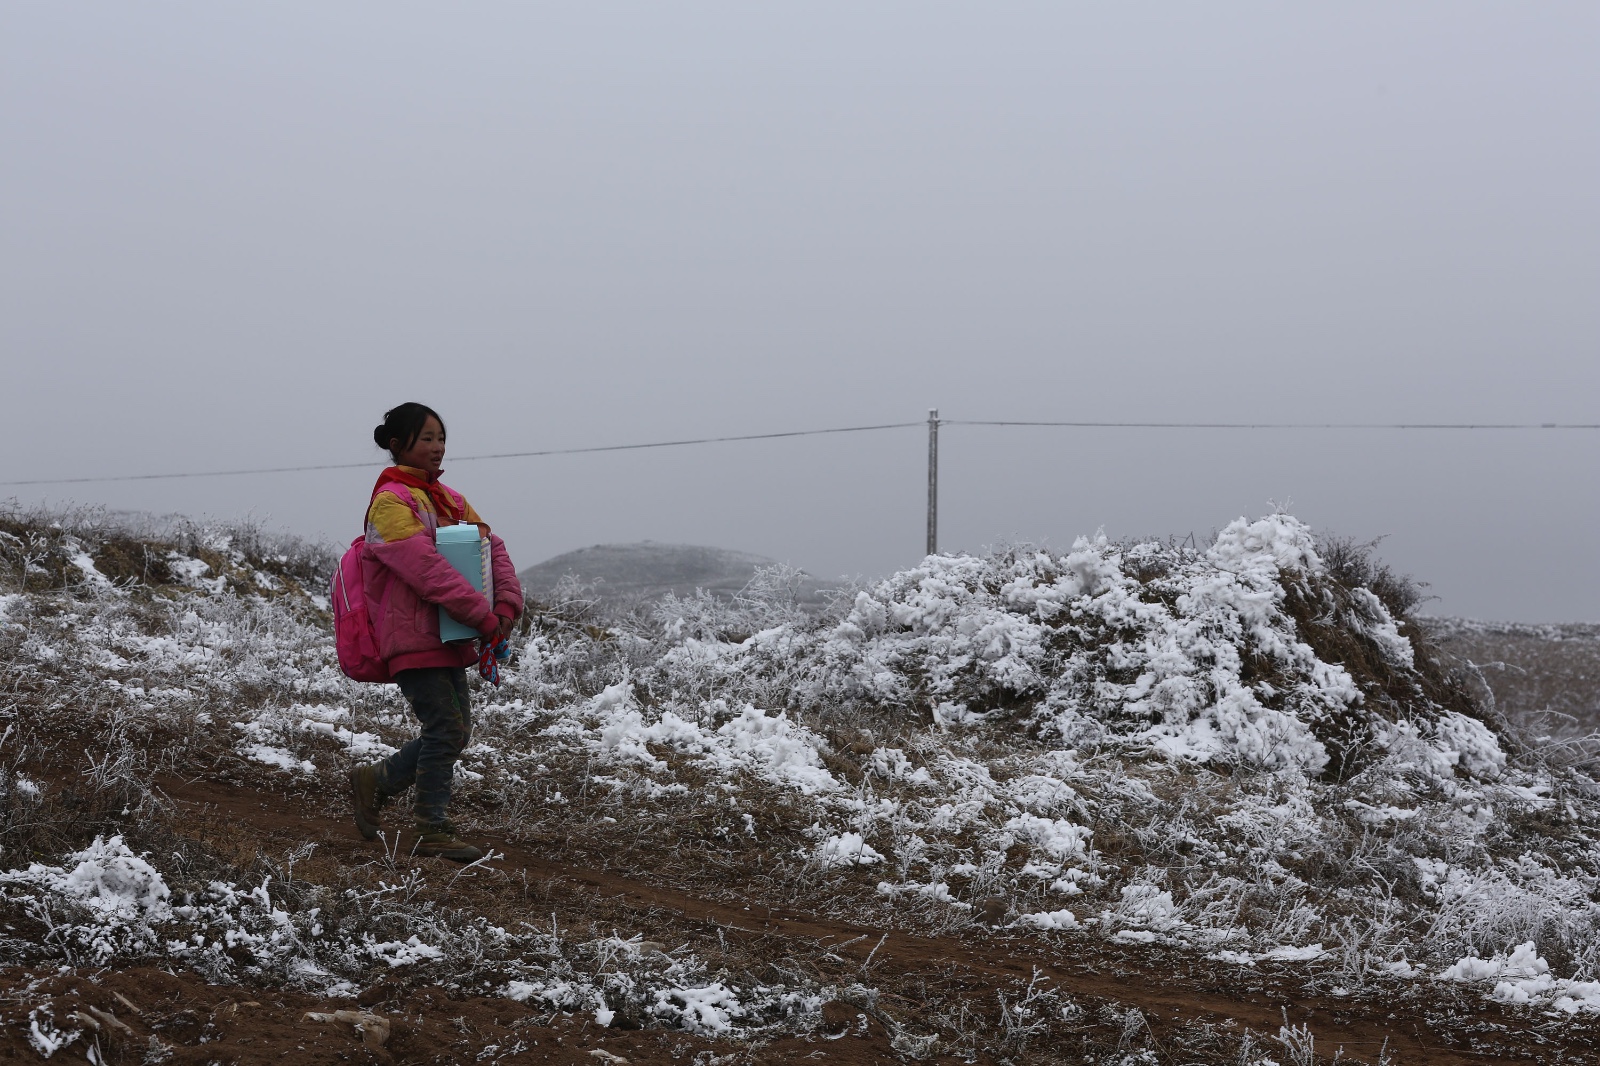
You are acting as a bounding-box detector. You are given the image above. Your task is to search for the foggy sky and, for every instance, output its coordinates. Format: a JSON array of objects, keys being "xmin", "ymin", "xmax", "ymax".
[{"xmin": 4, "ymin": 3, "xmax": 1597, "ymax": 621}]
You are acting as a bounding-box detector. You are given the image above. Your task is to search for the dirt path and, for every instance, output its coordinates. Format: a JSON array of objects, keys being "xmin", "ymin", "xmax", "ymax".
[
  {"xmin": 147, "ymin": 774, "xmax": 1557, "ymax": 1066},
  {"xmin": 0, "ymin": 962, "xmax": 931, "ymax": 1066}
]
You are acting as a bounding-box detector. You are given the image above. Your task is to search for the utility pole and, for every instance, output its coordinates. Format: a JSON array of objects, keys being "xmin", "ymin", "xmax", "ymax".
[{"xmin": 926, "ymin": 408, "xmax": 939, "ymax": 557}]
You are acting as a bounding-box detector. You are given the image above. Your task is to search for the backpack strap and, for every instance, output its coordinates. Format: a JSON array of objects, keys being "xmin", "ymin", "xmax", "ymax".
[{"xmin": 366, "ymin": 482, "xmax": 427, "ymax": 534}]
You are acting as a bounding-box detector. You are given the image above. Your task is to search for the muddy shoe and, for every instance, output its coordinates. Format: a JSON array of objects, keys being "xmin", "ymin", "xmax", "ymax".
[
  {"xmin": 412, "ymin": 822, "xmax": 484, "ymax": 863},
  {"xmin": 349, "ymin": 764, "xmax": 387, "ymax": 841}
]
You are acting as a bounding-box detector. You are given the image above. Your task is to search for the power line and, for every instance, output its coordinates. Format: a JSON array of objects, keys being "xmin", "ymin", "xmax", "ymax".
[
  {"xmin": 949, "ymin": 420, "xmax": 1600, "ymax": 430},
  {"xmin": 0, "ymin": 421, "xmax": 924, "ymax": 487},
  {"xmin": 454, "ymin": 421, "xmax": 922, "ymax": 462},
  {"xmin": 3, "ymin": 416, "xmax": 1596, "ymax": 489}
]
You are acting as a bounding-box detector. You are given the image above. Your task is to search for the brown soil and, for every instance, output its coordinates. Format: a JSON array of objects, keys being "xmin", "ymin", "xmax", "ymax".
[
  {"xmin": 0, "ymin": 964, "xmax": 921, "ymax": 1065},
  {"xmin": 3, "ymin": 773, "xmax": 1582, "ymax": 1065}
]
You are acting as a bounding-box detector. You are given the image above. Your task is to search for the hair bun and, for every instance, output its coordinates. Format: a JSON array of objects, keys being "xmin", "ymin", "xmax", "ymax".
[{"xmin": 373, "ymin": 402, "xmax": 445, "ymax": 460}]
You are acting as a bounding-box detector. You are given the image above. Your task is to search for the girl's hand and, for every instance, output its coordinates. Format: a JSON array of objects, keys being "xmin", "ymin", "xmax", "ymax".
[{"xmin": 496, "ymin": 615, "xmax": 515, "ymax": 642}]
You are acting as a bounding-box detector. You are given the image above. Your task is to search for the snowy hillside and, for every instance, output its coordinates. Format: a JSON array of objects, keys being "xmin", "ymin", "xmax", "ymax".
[{"xmin": 2, "ymin": 503, "xmax": 1597, "ymax": 1063}]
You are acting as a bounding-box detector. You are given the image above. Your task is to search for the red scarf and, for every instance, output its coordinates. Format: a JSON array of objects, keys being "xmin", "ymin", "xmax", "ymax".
[{"xmin": 374, "ymin": 466, "xmax": 464, "ymax": 526}]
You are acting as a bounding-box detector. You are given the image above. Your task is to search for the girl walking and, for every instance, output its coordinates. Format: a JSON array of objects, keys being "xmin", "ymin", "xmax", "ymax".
[{"xmin": 348, "ymin": 402, "xmax": 524, "ymax": 861}]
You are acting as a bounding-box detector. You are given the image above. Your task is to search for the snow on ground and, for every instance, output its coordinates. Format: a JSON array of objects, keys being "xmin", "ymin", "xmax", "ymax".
[
  {"xmin": 4, "ymin": 509, "xmax": 1600, "ymax": 1026},
  {"xmin": 1440, "ymin": 943, "xmax": 1600, "ymax": 1014}
]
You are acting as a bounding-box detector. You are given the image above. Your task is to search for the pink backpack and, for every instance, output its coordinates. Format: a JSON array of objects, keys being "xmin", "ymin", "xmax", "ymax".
[
  {"xmin": 331, "ymin": 483, "xmax": 428, "ymax": 683},
  {"xmin": 332, "ymin": 534, "xmax": 390, "ymax": 683}
]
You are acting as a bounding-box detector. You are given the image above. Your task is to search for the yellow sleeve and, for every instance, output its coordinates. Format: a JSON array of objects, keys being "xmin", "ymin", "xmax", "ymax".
[{"xmin": 366, "ymin": 489, "xmax": 427, "ymax": 545}]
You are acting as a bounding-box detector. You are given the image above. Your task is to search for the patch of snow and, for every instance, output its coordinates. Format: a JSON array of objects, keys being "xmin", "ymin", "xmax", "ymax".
[
  {"xmin": 1015, "ymin": 908, "xmax": 1079, "ymax": 930},
  {"xmin": 27, "ymin": 1008, "xmax": 79, "ymax": 1058},
  {"xmin": 10, "ymin": 835, "xmax": 173, "ymax": 921},
  {"xmin": 166, "ymin": 551, "xmax": 226, "ymax": 593},
  {"xmin": 298, "ymin": 719, "xmax": 397, "ymax": 760},
  {"xmin": 241, "ymin": 743, "xmax": 316, "ymax": 773},
  {"xmin": 653, "ymin": 983, "xmax": 744, "ymax": 1034},
  {"xmin": 877, "ymin": 880, "xmax": 969, "ymax": 907},
  {"xmin": 366, "ymin": 935, "xmax": 445, "ymax": 967},
  {"xmin": 1439, "ymin": 943, "xmax": 1600, "ymax": 1014},
  {"xmin": 1432, "ymin": 712, "xmax": 1506, "ymax": 780},
  {"xmin": 1259, "ymin": 943, "xmax": 1328, "ymax": 962},
  {"xmin": 716, "ymin": 704, "xmax": 837, "ymax": 794},
  {"xmin": 816, "ymin": 832, "xmax": 884, "ymax": 868},
  {"xmin": 1004, "ymin": 814, "xmax": 1091, "ymax": 862},
  {"xmin": 68, "ymin": 548, "xmax": 113, "ymax": 589},
  {"xmin": 0, "ymin": 591, "xmax": 26, "ymax": 622},
  {"xmin": 592, "ymin": 693, "xmax": 836, "ymax": 795},
  {"xmin": 1343, "ymin": 799, "xmax": 1419, "ymax": 826},
  {"xmin": 1207, "ymin": 950, "xmax": 1258, "ymax": 967}
]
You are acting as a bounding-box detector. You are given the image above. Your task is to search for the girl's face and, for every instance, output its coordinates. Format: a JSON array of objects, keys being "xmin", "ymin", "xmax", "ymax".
[{"xmin": 392, "ymin": 416, "xmax": 446, "ymax": 476}]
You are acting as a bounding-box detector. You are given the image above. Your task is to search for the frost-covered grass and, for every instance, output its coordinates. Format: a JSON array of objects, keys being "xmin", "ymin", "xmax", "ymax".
[
  {"xmin": 0, "ymin": 505, "xmax": 830, "ymax": 1047},
  {"xmin": 5, "ymin": 500, "xmax": 1600, "ymax": 1058}
]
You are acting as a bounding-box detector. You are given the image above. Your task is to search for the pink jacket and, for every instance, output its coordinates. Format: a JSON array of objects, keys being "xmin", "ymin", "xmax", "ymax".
[{"xmin": 361, "ymin": 477, "xmax": 524, "ymax": 674}]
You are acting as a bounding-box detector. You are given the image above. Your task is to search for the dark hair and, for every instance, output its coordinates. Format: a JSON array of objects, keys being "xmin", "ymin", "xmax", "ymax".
[{"xmin": 374, "ymin": 403, "xmax": 446, "ymax": 460}]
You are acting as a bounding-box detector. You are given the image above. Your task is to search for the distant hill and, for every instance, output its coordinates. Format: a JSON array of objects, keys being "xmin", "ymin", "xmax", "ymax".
[{"xmin": 517, "ymin": 542, "xmax": 823, "ymax": 604}]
